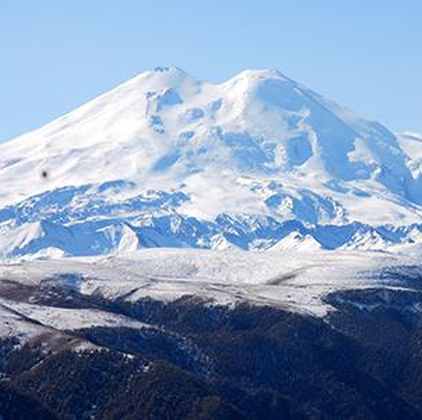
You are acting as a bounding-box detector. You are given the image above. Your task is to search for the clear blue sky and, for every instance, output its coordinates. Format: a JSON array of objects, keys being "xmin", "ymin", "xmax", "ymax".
[{"xmin": 1, "ymin": 1, "xmax": 421, "ymax": 142}]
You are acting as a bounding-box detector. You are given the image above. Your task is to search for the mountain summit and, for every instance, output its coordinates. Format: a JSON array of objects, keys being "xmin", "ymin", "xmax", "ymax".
[{"xmin": 0, "ymin": 67, "xmax": 421, "ymax": 258}]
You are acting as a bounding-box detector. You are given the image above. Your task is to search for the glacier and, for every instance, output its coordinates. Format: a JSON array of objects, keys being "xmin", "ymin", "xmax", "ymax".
[{"xmin": 0, "ymin": 66, "xmax": 421, "ymax": 259}]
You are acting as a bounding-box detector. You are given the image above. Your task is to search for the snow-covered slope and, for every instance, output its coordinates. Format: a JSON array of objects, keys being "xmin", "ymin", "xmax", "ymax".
[
  {"xmin": 0, "ymin": 67, "xmax": 421, "ymax": 258},
  {"xmin": 1, "ymin": 246, "xmax": 422, "ymax": 419},
  {"xmin": 1, "ymin": 247, "xmax": 422, "ymax": 317},
  {"xmin": 268, "ymin": 231, "xmax": 322, "ymax": 252},
  {"xmin": 398, "ymin": 131, "xmax": 422, "ymax": 180}
]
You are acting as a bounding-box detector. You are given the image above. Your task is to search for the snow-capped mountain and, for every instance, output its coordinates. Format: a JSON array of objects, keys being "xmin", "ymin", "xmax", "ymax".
[{"xmin": 0, "ymin": 66, "xmax": 421, "ymax": 258}]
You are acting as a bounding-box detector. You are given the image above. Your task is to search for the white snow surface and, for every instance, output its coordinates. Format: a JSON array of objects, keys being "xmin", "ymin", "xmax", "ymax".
[
  {"xmin": 0, "ymin": 67, "xmax": 421, "ymax": 258},
  {"xmin": 1, "ymin": 301, "xmax": 150, "ymax": 331},
  {"xmin": 1, "ymin": 247, "xmax": 420, "ymax": 319}
]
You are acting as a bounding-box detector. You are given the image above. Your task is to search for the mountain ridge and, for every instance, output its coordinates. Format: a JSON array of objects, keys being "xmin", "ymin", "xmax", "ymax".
[{"xmin": 0, "ymin": 67, "xmax": 421, "ymax": 258}]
